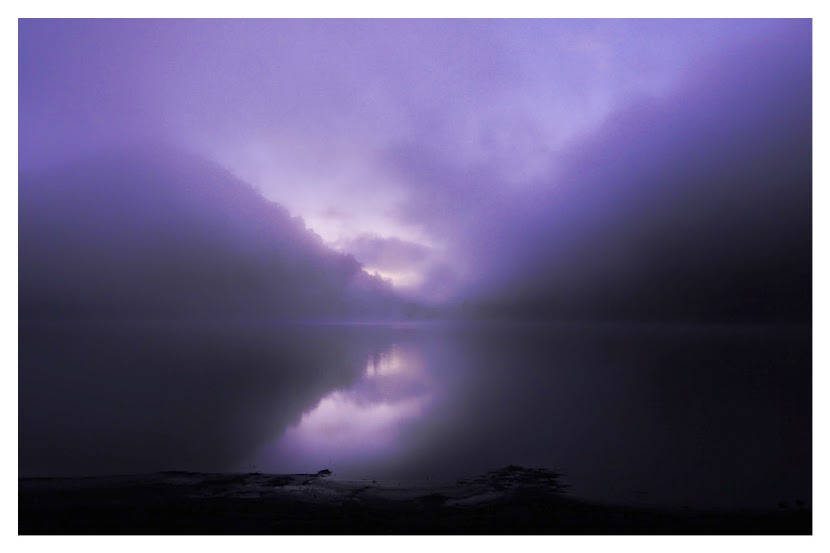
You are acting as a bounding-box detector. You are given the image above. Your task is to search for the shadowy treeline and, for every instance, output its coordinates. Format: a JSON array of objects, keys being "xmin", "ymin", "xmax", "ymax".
[{"xmin": 19, "ymin": 146, "xmax": 404, "ymax": 321}]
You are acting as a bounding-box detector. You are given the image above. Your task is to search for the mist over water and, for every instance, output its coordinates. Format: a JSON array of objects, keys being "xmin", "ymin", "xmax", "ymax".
[
  {"xmin": 18, "ymin": 321, "xmax": 385, "ymax": 474},
  {"xmin": 19, "ymin": 320, "xmax": 810, "ymax": 509},
  {"xmin": 18, "ymin": 19, "xmax": 812, "ymax": 518}
]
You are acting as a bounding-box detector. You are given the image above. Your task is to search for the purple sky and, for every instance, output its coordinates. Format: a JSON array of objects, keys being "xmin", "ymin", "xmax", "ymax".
[{"xmin": 19, "ymin": 18, "xmax": 810, "ymax": 304}]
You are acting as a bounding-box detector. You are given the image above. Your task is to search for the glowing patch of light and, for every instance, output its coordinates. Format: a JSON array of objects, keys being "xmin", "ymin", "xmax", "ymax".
[
  {"xmin": 271, "ymin": 345, "xmax": 435, "ymax": 466},
  {"xmin": 364, "ymin": 267, "xmax": 424, "ymax": 289},
  {"xmin": 282, "ymin": 392, "xmax": 430, "ymax": 454},
  {"xmin": 365, "ymin": 349, "xmax": 408, "ymax": 378}
]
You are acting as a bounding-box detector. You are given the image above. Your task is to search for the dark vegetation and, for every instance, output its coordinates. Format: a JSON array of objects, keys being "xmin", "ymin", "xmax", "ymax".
[{"xmin": 18, "ymin": 146, "xmax": 402, "ymax": 321}]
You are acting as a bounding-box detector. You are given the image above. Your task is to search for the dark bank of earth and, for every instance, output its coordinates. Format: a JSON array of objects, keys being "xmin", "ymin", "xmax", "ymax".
[{"xmin": 19, "ymin": 466, "xmax": 810, "ymax": 535}]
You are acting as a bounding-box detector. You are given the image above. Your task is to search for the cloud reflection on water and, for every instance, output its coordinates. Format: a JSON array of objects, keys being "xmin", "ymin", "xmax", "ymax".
[{"xmin": 264, "ymin": 344, "xmax": 436, "ymax": 473}]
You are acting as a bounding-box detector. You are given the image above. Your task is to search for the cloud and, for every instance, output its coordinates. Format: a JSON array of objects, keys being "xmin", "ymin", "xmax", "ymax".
[
  {"xmin": 18, "ymin": 19, "xmax": 810, "ymax": 319},
  {"xmin": 383, "ymin": 21, "xmax": 811, "ymax": 322},
  {"xmin": 19, "ymin": 19, "xmax": 782, "ymax": 296},
  {"xmin": 337, "ymin": 234, "xmax": 432, "ymax": 272}
]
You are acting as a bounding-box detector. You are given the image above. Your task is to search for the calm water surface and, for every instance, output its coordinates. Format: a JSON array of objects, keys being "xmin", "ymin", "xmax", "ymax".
[{"xmin": 19, "ymin": 320, "xmax": 810, "ymax": 509}]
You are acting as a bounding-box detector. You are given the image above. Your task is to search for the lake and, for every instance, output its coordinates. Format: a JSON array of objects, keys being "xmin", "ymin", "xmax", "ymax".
[{"xmin": 18, "ymin": 320, "xmax": 811, "ymax": 509}]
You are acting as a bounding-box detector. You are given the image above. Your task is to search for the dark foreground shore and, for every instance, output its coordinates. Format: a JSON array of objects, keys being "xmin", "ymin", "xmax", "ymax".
[{"xmin": 19, "ymin": 467, "xmax": 810, "ymax": 535}]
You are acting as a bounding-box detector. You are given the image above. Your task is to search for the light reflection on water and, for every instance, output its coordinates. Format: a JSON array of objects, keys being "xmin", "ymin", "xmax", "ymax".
[
  {"xmin": 20, "ymin": 321, "xmax": 811, "ymax": 508},
  {"xmin": 261, "ymin": 344, "xmax": 436, "ymax": 473},
  {"xmin": 246, "ymin": 323, "xmax": 811, "ymax": 509}
]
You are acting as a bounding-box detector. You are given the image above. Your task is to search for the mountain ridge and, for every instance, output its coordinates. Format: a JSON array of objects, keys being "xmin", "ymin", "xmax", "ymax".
[{"xmin": 19, "ymin": 146, "xmax": 403, "ymax": 320}]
